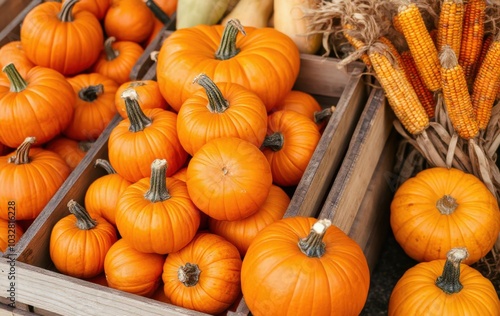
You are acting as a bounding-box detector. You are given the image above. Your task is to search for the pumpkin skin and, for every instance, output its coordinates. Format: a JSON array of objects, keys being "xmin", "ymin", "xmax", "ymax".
[
  {"xmin": 209, "ymin": 185, "xmax": 290, "ymax": 256},
  {"xmin": 115, "ymin": 80, "xmax": 168, "ymax": 118},
  {"xmin": 388, "ymin": 248, "xmax": 500, "ymax": 316},
  {"xmin": 104, "ymin": 238, "xmax": 165, "ymax": 297},
  {"xmin": 50, "ymin": 200, "xmax": 118, "ymax": 279},
  {"xmin": 390, "ymin": 167, "xmax": 500, "ymax": 265},
  {"xmin": 156, "ymin": 19, "xmax": 301, "ymax": 112},
  {"xmin": 241, "ymin": 217, "xmax": 370, "ymax": 316},
  {"xmin": 0, "ymin": 218, "xmax": 24, "ymax": 253},
  {"xmin": 261, "ymin": 110, "xmax": 321, "ymax": 187},
  {"xmin": 0, "ymin": 64, "xmax": 75, "ymax": 148},
  {"xmin": 63, "ymin": 0, "xmax": 112, "ymax": 20},
  {"xmin": 186, "ymin": 137, "xmax": 273, "ymax": 221},
  {"xmin": 115, "ymin": 159, "xmax": 201, "ymax": 254},
  {"xmin": 104, "ymin": 0, "xmax": 155, "ymax": 43},
  {"xmin": 274, "ymin": 90, "xmax": 328, "ymax": 131},
  {"xmin": 45, "ymin": 136, "xmax": 92, "ymax": 170},
  {"xmin": 162, "ymin": 232, "xmax": 242, "ymax": 315},
  {"xmin": 177, "ymin": 74, "xmax": 268, "ymax": 156},
  {"xmin": 20, "ymin": 0, "xmax": 104, "ymax": 75},
  {"xmin": 0, "ymin": 137, "xmax": 71, "ymax": 220},
  {"xmin": 0, "ymin": 41, "xmax": 35, "ymax": 73}
]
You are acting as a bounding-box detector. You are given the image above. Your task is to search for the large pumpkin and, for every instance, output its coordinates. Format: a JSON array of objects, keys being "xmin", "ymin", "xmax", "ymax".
[
  {"xmin": 389, "ymin": 247, "xmax": 500, "ymax": 315},
  {"xmin": 20, "ymin": 0, "xmax": 104, "ymax": 75},
  {"xmin": 241, "ymin": 217, "xmax": 370, "ymax": 316},
  {"xmin": 156, "ymin": 19, "xmax": 301, "ymax": 112},
  {"xmin": 390, "ymin": 167, "xmax": 500, "ymax": 264}
]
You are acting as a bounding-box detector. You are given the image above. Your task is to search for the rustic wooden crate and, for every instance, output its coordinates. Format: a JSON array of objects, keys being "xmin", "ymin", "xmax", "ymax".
[
  {"xmin": 0, "ymin": 0, "xmax": 42, "ymax": 47},
  {"xmin": 0, "ymin": 52, "xmax": 368, "ymax": 314}
]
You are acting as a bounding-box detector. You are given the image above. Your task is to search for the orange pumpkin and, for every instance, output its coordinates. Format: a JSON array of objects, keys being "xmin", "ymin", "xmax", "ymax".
[
  {"xmin": 63, "ymin": 0, "xmax": 112, "ymax": 20},
  {"xmin": 0, "ymin": 137, "xmax": 71, "ymax": 220},
  {"xmin": 261, "ymin": 110, "xmax": 321, "ymax": 187},
  {"xmin": 0, "ymin": 41, "xmax": 35, "ymax": 73},
  {"xmin": 45, "ymin": 136, "xmax": 92, "ymax": 170},
  {"xmin": 0, "ymin": 218, "xmax": 24, "ymax": 253},
  {"xmin": 104, "ymin": 0, "xmax": 155, "ymax": 43},
  {"xmin": 156, "ymin": 19, "xmax": 301, "ymax": 112},
  {"xmin": 186, "ymin": 137, "xmax": 273, "ymax": 221},
  {"xmin": 64, "ymin": 73, "xmax": 119, "ymax": 141},
  {"xmin": 209, "ymin": 185, "xmax": 290, "ymax": 256},
  {"xmin": 104, "ymin": 238, "xmax": 165, "ymax": 297},
  {"xmin": 162, "ymin": 232, "xmax": 242, "ymax": 315},
  {"xmin": 115, "ymin": 159, "xmax": 201, "ymax": 254},
  {"xmin": 50, "ymin": 200, "xmax": 117, "ymax": 279},
  {"xmin": 20, "ymin": 0, "xmax": 104, "ymax": 75},
  {"xmin": 177, "ymin": 73, "xmax": 268, "ymax": 156},
  {"xmin": 241, "ymin": 217, "xmax": 370, "ymax": 316},
  {"xmin": 0, "ymin": 63, "xmax": 75, "ymax": 148},
  {"xmin": 115, "ymin": 80, "xmax": 168, "ymax": 118}
]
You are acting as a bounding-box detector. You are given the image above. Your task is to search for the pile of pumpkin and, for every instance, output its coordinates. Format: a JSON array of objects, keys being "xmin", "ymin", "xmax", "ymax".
[{"xmin": 0, "ymin": 0, "xmax": 177, "ymax": 246}]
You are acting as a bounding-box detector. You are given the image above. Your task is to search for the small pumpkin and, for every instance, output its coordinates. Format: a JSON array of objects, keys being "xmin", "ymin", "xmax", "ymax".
[
  {"xmin": 209, "ymin": 184, "xmax": 290, "ymax": 256},
  {"xmin": 108, "ymin": 88, "xmax": 187, "ymax": 182},
  {"xmin": 91, "ymin": 37, "xmax": 144, "ymax": 85},
  {"xmin": 63, "ymin": 0, "xmax": 112, "ymax": 20},
  {"xmin": 186, "ymin": 137, "xmax": 273, "ymax": 221},
  {"xmin": 0, "ymin": 218, "xmax": 24, "ymax": 253},
  {"xmin": 144, "ymin": 0, "xmax": 177, "ymax": 47},
  {"xmin": 177, "ymin": 73, "xmax": 268, "ymax": 156},
  {"xmin": 104, "ymin": 238, "xmax": 165, "ymax": 297},
  {"xmin": 20, "ymin": 0, "xmax": 104, "ymax": 75},
  {"xmin": 241, "ymin": 217, "xmax": 370, "ymax": 316},
  {"xmin": 114, "ymin": 80, "xmax": 168, "ymax": 118},
  {"xmin": 0, "ymin": 63, "xmax": 75, "ymax": 148},
  {"xmin": 0, "ymin": 137, "xmax": 71, "ymax": 220},
  {"xmin": 389, "ymin": 247, "xmax": 500, "ymax": 315},
  {"xmin": 104, "ymin": 0, "xmax": 155, "ymax": 43},
  {"xmin": 0, "ymin": 41, "xmax": 35, "ymax": 73},
  {"xmin": 162, "ymin": 232, "xmax": 242, "ymax": 315},
  {"xmin": 261, "ymin": 110, "xmax": 321, "ymax": 187},
  {"xmin": 45, "ymin": 136, "xmax": 92, "ymax": 170},
  {"xmin": 50, "ymin": 200, "xmax": 117, "ymax": 279},
  {"xmin": 64, "ymin": 73, "xmax": 119, "ymax": 141},
  {"xmin": 115, "ymin": 159, "xmax": 201, "ymax": 254},
  {"xmin": 84, "ymin": 159, "xmax": 131, "ymax": 225},
  {"xmin": 390, "ymin": 167, "xmax": 500, "ymax": 264}
]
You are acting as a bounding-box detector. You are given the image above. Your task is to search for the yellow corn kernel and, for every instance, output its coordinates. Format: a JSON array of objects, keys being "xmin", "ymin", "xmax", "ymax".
[
  {"xmin": 343, "ymin": 24, "xmax": 371, "ymax": 67},
  {"xmin": 437, "ymin": 0, "xmax": 464, "ymax": 56}
]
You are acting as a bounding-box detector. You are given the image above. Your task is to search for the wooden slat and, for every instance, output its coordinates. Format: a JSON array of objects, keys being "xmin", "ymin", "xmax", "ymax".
[{"xmin": 0, "ymin": 0, "xmax": 42, "ymax": 47}]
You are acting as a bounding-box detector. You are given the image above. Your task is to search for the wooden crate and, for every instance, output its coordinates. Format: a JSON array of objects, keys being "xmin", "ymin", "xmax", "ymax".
[
  {"xmin": 0, "ymin": 53, "xmax": 368, "ymax": 315},
  {"xmin": 0, "ymin": 0, "xmax": 42, "ymax": 47}
]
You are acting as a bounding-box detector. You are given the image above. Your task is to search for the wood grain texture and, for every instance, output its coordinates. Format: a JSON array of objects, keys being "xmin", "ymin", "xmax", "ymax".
[{"xmin": 0, "ymin": 0, "xmax": 41, "ymax": 47}]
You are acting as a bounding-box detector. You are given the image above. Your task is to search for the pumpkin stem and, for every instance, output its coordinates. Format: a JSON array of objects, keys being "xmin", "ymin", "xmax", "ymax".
[
  {"xmin": 144, "ymin": 0, "xmax": 170, "ymax": 24},
  {"xmin": 58, "ymin": 0, "xmax": 80, "ymax": 22},
  {"xmin": 314, "ymin": 106, "xmax": 336, "ymax": 125},
  {"xmin": 436, "ymin": 195, "xmax": 458, "ymax": 215},
  {"xmin": 144, "ymin": 159, "xmax": 171, "ymax": 202},
  {"xmin": 8, "ymin": 137, "xmax": 36, "ymax": 165},
  {"xmin": 78, "ymin": 141, "xmax": 93, "ymax": 152},
  {"xmin": 79, "ymin": 84, "xmax": 104, "ymax": 102},
  {"xmin": 435, "ymin": 247, "xmax": 468, "ymax": 294},
  {"xmin": 94, "ymin": 159, "xmax": 117, "ymax": 174},
  {"xmin": 177, "ymin": 262, "xmax": 201, "ymax": 287},
  {"xmin": 2, "ymin": 63, "xmax": 28, "ymax": 92},
  {"xmin": 103, "ymin": 37, "xmax": 119, "ymax": 61},
  {"xmin": 215, "ymin": 19, "xmax": 246, "ymax": 60},
  {"xmin": 262, "ymin": 132, "xmax": 284, "ymax": 152},
  {"xmin": 67, "ymin": 199, "xmax": 97, "ymax": 230},
  {"xmin": 121, "ymin": 88, "xmax": 152, "ymax": 132},
  {"xmin": 298, "ymin": 219, "xmax": 332, "ymax": 258},
  {"xmin": 193, "ymin": 73, "xmax": 229, "ymax": 113}
]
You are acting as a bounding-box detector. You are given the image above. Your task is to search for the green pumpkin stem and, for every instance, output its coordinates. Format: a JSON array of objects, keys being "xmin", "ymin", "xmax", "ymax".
[
  {"xmin": 67, "ymin": 199, "xmax": 97, "ymax": 230},
  {"xmin": 193, "ymin": 74, "xmax": 229, "ymax": 113},
  {"xmin": 144, "ymin": 159, "xmax": 171, "ymax": 202},
  {"xmin": 121, "ymin": 88, "xmax": 152, "ymax": 132},
  {"xmin": 298, "ymin": 219, "xmax": 331, "ymax": 258},
  {"xmin": 2, "ymin": 63, "xmax": 28, "ymax": 92},
  {"xmin": 103, "ymin": 37, "xmax": 119, "ymax": 61},
  {"xmin": 145, "ymin": 0, "xmax": 170, "ymax": 24},
  {"xmin": 94, "ymin": 159, "xmax": 117, "ymax": 174},
  {"xmin": 262, "ymin": 132, "xmax": 284, "ymax": 152},
  {"xmin": 215, "ymin": 19, "xmax": 246, "ymax": 60},
  {"xmin": 436, "ymin": 195, "xmax": 458, "ymax": 215},
  {"xmin": 8, "ymin": 137, "xmax": 36, "ymax": 165},
  {"xmin": 58, "ymin": 0, "xmax": 79, "ymax": 22},
  {"xmin": 79, "ymin": 84, "xmax": 104, "ymax": 102},
  {"xmin": 178, "ymin": 262, "xmax": 201, "ymax": 287},
  {"xmin": 435, "ymin": 247, "xmax": 468, "ymax": 294},
  {"xmin": 314, "ymin": 106, "xmax": 336, "ymax": 125}
]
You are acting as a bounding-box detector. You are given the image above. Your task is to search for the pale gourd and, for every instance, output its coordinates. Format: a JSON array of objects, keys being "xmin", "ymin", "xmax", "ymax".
[
  {"xmin": 176, "ymin": 0, "xmax": 231, "ymax": 29},
  {"xmin": 221, "ymin": 0, "xmax": 273, "ymax": 28}
]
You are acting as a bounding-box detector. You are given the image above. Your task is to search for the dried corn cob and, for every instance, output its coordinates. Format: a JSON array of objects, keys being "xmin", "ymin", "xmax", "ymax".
[
  {"xmin": 429, "ymin": 29, "xmax": 438, "ymax": 48},
  {"xmin": 439, "ymin": 45, "xmax": 479, "ymax": 139},
  {"xmin": 471, "ymin": 34, "xmax": 493, "ymax": 84},
  {"xmin": 397, "ymin": 3, "xmax": 441, "ymax": 91},
  {"xmin": 400, "ymin": 50, "xmax": 436, "ymax": 119},
  {"xmin": 471, "ymin": 34, "xmax": 500, "ymax": 130},
  {"xmin": 378, "ymin": 37, "xmax": 404, "ymax": 71},
  {"xmin": 343, "ymin": 24, "xmax": 372, "ymax": 67},
  {"xmin": 458, "ymin": 0, "xmax": 486, "ymax": 83},
  {"xmin": 369, "ymin": 43, "xmax": 429, "ymax": 135},
  {"xmin": 437, "ymin": 0, "xmax": 464, "ymax": 56}
]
